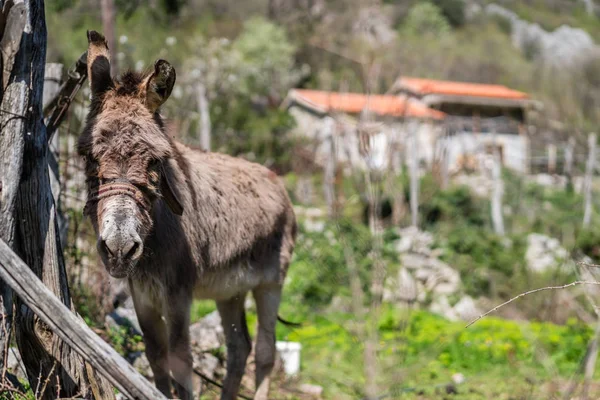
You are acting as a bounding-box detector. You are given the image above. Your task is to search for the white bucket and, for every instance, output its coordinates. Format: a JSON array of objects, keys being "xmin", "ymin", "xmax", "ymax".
[{"xmin": 276, "ymin": 341, "xmax": 302, "ymax": 376}]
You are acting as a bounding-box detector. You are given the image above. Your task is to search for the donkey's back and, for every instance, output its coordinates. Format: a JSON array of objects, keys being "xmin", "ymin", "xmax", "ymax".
[{"xmin": 175, "ymin": 144, "xmax": 297, "ymax": 300}]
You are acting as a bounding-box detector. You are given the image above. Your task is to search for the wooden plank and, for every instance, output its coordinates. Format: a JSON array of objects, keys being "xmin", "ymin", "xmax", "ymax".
[{"xmin": 0, "ymin": 239, "xmax": 167, "ymax": 400}]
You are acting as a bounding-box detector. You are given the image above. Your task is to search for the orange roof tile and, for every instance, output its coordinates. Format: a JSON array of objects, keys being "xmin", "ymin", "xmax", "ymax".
[
  {"xmin": 397, "ymin": 77, "xmax": 529, "ymax": 100},
  {"xmin": 290, "ymin": 89, "xmax": 445, "ymax": 120}
]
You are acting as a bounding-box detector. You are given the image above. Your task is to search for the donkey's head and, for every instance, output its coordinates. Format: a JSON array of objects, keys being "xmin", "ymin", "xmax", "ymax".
[{"xmin": 79, "ymin": 31, "xmax": 184, "ymax": 278}]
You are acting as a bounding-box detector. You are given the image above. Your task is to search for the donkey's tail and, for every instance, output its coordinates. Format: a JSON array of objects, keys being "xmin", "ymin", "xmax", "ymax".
[{"xmin": 277, "ymin": 315, "xmax": 302, "ymax": 327}]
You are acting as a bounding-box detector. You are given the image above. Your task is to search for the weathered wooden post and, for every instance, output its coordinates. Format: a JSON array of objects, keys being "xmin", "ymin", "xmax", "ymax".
[
  {"xmin": 409, "ymin": 127, "xmax": 419, "ymax": 227},
  {"xmin": 322, "ymin": 116, "xmax": 336, "ymax": 217},
  {"xmin": 0, "ymin": 2, "xmax": 114, "ymax": 398},
  {"xmin": 44, "ymin": 63, "xmax": 67, "ymax": 245},
  {"xmin": 491, "ymin": 139, "xmax": 505, "ymax": 236},
  {"xmin": 440, "ymin": 125, "xmax": 450, "ymax": 190},
  {"xmin": 583, "ymin": 133, "xmax": 596, "ymax": 228},
  {"xmin": 0, "ymin": 0, "xmax": 27, "ymax": 376},
  {"xmin": 547, "ymin": 143, "xmax": 557, "ymax": 174},
  {"xmin": 564, "ymin": 137, "xmax": 575, "ymax": 190},
  {"xmin": 390, "ymin": 127, "xmax": 405, "ymax": 226}
]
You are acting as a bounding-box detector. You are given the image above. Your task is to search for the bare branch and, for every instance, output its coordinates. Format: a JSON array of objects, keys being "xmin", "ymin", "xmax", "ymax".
[{"xmin": 466, "ymin": 281, "xmax": 600, "ymax": 328}]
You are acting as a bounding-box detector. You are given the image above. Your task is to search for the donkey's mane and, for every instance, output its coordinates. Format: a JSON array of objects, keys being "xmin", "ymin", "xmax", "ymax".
[{"xmin": 115, "ymin": 70, "xmax": 147, "ymax": 96}]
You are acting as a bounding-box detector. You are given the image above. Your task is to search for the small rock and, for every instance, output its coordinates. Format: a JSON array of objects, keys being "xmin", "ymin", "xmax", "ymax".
[
  {"xmin": 401, "ymin": 253, "xmax": 429, "ymax": 270},
  {"xmin": 383, "ymin": 268, "xmax": 417, "ymax": 303},
  {"xmin": 132, "ymin": 353, "xmax": 153, "ymax": 379},
  {"xmin": 299, "ymin": 383, "xmax": 324, "ymax": 397},
  {"xmin": 430, "ymin": 296, "xmax": 458, "ymax": 321},
  {"xmin": 193, "ymin": 353, "xmax": 221, "ymax": 380},
  {"xmin": 525, "ymin": 233, "xmax": 569, "ymax": 273},
  {"xmin": 452, "ymin": 372, "xmax": 465, "ymax": 385},
  {"xmin": 395, "ymin": 236, "xmax": 413, "ymax": 253},
  {"xmin": 453, "ymin": 296, "xmax": 481, "ymax": 322},
  {"xmin": 105, "ymin": 306, "xmax": 142, "ymax": 334},
  {"xmin": 7, "ymin": 347, "xmax": 26, "ymax": 380},
  {"xmin": 190, "ymin": 311, "xmax": 224, "ymax": 352}
]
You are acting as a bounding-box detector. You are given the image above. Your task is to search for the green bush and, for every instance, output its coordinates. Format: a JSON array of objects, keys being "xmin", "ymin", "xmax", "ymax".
[
  {"xmin": 576, "ymin": 227, "xmax": 600, "ymax": 263},
  {"xmin": 421, "ymin": 185, "xmax": 487, "ymax": 228},
  {"xmin": 431, "ymin": 0, "xmax": 466, "ymax": 27}
]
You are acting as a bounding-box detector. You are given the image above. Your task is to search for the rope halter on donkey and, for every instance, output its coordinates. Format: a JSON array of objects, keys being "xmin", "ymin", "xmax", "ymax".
[{"xmin": 86, "ymin": 181, "xmax": 152, "ymax": 213}]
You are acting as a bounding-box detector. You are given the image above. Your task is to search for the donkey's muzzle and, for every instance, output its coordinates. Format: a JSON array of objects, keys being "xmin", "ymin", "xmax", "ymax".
[{"xmin": 98, "ymin": 230, "xmax": 143, "ymax": 278}]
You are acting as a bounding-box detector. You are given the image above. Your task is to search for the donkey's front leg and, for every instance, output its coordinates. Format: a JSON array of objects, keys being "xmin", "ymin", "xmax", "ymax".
[
  {"xmin": 131, "ymin": 284, "xmax": 171, "ymax": 397},
  {"xmin": 166, "ymin": 291, "xmax": 195, "ymax": 400}
]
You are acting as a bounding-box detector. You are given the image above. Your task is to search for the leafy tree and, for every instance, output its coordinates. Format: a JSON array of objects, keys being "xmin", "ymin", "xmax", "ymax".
[
  {"xmin": 402, "ymin": 2, "xmax": 451, "ymax": 37},
  {"xmin": 181, "ymin": 17, "xmax": 302, "ymax": 168}
]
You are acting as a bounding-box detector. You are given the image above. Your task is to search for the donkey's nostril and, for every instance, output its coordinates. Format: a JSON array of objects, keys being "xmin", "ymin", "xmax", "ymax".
[
  {"xmin": 124, "ymin": 241, "xmax": 140, "ymax": 260},
  {"xmin": 100, "ymin": 239, "xmax": 114, "ymax": 257}
]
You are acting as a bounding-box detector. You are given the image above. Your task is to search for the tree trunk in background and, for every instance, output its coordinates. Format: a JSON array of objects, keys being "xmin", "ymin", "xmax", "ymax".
[
  {"xmin": 583, "ymin": 133, "xmax": 596, "ymax": 228},
  {"xmin": 7, "ymin": 2, "xmax": 114, "ymax": 398},
  {"xmin": 390, "ymin": 129, "xmax": 405, "ymax": 226},
  {"xmin": 491, "ymin": 146, "xmax": 505, "ymax": 236},
  {"xmin": 322, "ymin": 116, "xmax": 336, "ymax": 218},
  {"xmin": 547, "ymin": 143, "xmax": 557, "ymax": 174},
  {"xmin": 582, "ymin": 0, "xmax": 594, "ymax": 15},
  {"xmin": 409, "ymin": 129, "xmax": 419, "ymax": 228},
  {"xmin": 196, "ymin": 78, "xmax": 211, "ymax": 151},
  {"xmin": 101, "ymin": 0, "xmax": 117, "ymax": 76},
  {"xmin": 565, "ymin": 137, "xmax": 575, "ymax": 191}
]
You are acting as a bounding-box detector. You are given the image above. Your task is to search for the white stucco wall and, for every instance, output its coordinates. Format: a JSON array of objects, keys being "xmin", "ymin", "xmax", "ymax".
[
  {"xmin": 288, "ymin": 105, "xmax": 527, "ymax": 174},
  {"xmin": 288, "ymin": 105, "xmax": 441, "ymax": 171},
  {"xmin": 442, "ymin": 132, "xmax": 528, "ymax": 173}
]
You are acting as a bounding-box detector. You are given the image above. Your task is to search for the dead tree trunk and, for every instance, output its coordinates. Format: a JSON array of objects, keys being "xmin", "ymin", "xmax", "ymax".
[
  {"xmin": 4, "ymin": 2, "xmax": 113, "ymax": 398},
  {"xmin": 583, "ymin": 133, "xmax": 596, "ymax": 228},
  {"xmin": 101, "ymin": 0, "xmax": 117, "ymax": 76}
]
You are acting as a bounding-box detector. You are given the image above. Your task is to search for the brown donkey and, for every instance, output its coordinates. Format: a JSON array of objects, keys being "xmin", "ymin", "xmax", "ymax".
[{"xmin": 79, "ymin": 31, "xmax": 296, "ymax": 400}]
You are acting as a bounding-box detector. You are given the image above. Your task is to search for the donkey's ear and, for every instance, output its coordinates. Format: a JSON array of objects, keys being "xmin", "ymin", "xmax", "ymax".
[
  {"xmin": 144, "ymin": 59, "xmax": 176, "ymax": 113},
  {"xmin": 160, "ymin": 164, "xmax": 184, "ymax": 216},
  {"xmin": 86, "ymin": 30, "xmax": 114, "ymax": 97}
]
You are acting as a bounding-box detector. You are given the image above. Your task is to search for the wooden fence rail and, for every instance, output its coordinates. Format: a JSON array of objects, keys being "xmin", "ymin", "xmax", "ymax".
[{"xmin": 0, "ymin": 239, "xmax": 167, "ymax": 400}]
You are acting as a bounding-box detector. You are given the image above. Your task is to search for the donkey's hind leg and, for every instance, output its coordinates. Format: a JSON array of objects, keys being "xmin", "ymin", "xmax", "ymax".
[
  {"xmin": 217, "ymin": 292, "xmax": 251, "ymax": 400},
  {"xmin": 252, "ymin": 284, "xmax": 282, "ymax": 400}
]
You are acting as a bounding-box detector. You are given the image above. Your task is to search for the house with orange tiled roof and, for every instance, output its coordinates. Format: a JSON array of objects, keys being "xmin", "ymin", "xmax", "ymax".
[
  {"xmin": 392, "ymin": 77, "xmax": 541, "ymax": 173},
  {"xmin": 282, "ymin": 89, "xmax": 446, "ymax": 171}
]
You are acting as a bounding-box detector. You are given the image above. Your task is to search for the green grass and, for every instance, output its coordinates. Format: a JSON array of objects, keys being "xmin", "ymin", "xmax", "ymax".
[{"xmin": 276, "ymin": 308, "xmax": 595, "ymax": 399}]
